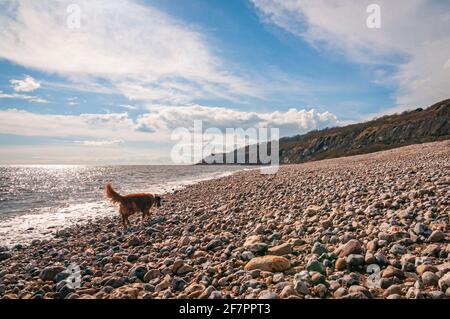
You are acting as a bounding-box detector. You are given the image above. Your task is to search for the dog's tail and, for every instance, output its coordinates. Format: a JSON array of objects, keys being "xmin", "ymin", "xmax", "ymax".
[{"xmin": 106, "ymin": 183, "xmax": 123, "ymax": 204}]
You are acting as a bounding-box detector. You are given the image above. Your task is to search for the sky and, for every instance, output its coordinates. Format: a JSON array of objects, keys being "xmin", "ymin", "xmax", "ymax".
[{"xmin": 0, "ymin": 0, "xmax": 449, "ymax": 164}]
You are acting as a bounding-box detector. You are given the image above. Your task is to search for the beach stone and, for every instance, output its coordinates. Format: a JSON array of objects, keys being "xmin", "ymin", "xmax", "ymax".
[
  {"xmin": 321, "ymin": 220, "xmax": 333, "ymax": 229},
  {"xmin": 293, "ymin": 279, "xmax": 309, "ymax": 295},
  {"xmin": 311, "ymin": 242, "xmax": 327, "ymax": 255},
  {"xmin": 253, "ymin": 224, "xmax": 265, "ymax": 235},
  {"xmin": 58, "ymin": 284, "xmax": 74, "ymax": 299},
  {"xmin": 0, "ymin": 252, "xmax": 12, "ymax": 261},
  {"xmin": 311, "ymin": 272, "xmax": 325, "ymax": 285},
  {"xmin": 306, "ymin": 260, "xmax": 325, "ymax": 274},
  {"xmin": 383, "ymin": 284, "xmax": 402, "ymax": 297},
  {"xmin": 109, "ymin": 284, "xmax": 143, "ymax": 299},
  {"xmin": 144, "ymin": 269, "xmax": 160, "ymax": 283},
  {"xmin": 422, "ymin": 244, "xmax": 441, "ymax": 256},
  {"xmin": 241, "ymin": 251, "xmax": 255, "ymax": 261},
  {"xmin": 244, "ymin": 235, "xmax": 263, "ymax": 247},
  {"xmin": 54, "ymin": 270, "xmax": 71, "ymax": 282},
  {"xmin": 341, "ymin": 292, "xmax": 368, "ymax": 299},
  {"xmin": 337, "ymin": 239, "xmax": 362, "ymax": 257},
  {"xmin": 258, "ymin": 290, "xmax": 279, "ymax": 299},
  {"xmin": 209, "ymin": 291, "xmax": 223, "ymax": 299},
  {"xmin": 244, "ymin": 256, "xmax": 290, "ymax": 272},
  {"xmin": 390, "ymin": 244, "xmax": 406, "ymax": 255},
  {"xmin": 348, "ymin": 285, "xmax": 372, "ymax": 299},
  {"xmin": 422, "ymin": 272, "xmax": 439, "ymax": 287},
  {"xmin": 428, "ymin": 230, "xmax": 446, "ymax": 243},
  {"xmin": 272, "ymin": 273, "xmax": 284, "ymax": 284},
  {"xmin": 171, "ymin": 277, "xmax": 187, "ymax": 292},
  {"xmin": 438, "ymin": 273, "xmax": 450, "ymax": 292},
  {"xmin": 366, "ymin": 240, "xmax": 378, "ymax": 252},
  {"xmin": 206, "ymin": 239, "xmax": 222, "ymax": 251},
  {"xmin": 128, "ymin": 236, "xmax": 142, "ymax": 247},
  {"xmin": 382, "ymin": 266, "xmax": 404, "ymax": 279},
  {"xmin": 129, "ymin": 265, "xmax": 148, "ymax": 281},
  {"xmin": 342, "ymin": 273, "xmax": 360, "ymax": 286},
  {"xmin": 335, "ymin": 257, "xmax": 347, "ymax": 270},
  {"xmin": 346, "ymin": 254, "xmax": 364, "ymax": 267},
  {"xmin": 155, "ymin": 275, "xmax": 171, "ymax": 292},
  {"xmin": 177, "ymin": 265, "xmax": 194, "ymax": 275},
  {"xmin": 334, "ymin": 287, "xmax": 348, "ymax": 298},
  {"xmin": 247, "ymin": 243, "xmax": 268, "ymax": 255},
  {"xmin": 413, "ymin": 223, "xmax": 430, "ymax": 236},
  {"xmin": 416, "ymin": 264, "xmax": 438, "ymax": 276},
  {"xmin": 127, "ymin": 254, "xmax": 139, "ymax": 263},
  {"xmin": 268, "ymin": 243, "xmax": 292, "ymax": 256},
  {"xmin": 40, "ymin": 266, "xmax": 66, "ymax": 282},
  {"xmin": 313, "ymin": 284, "xmax": 328, "ymax": 298},
  {"xmin": 104, "ymin": 277, "xmax": 125, "ymax": 288},
  {"xmin": 280, "ymin": 285, "xmax": 298, "ymax": 298}
]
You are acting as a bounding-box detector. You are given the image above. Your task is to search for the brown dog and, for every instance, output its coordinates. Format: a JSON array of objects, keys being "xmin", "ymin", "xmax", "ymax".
[{"xmin": 105, "ymin": 183, "xmax": 161, "ymax": 229}]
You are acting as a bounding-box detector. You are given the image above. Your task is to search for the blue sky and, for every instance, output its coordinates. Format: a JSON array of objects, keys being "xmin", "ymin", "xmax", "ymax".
[{"xmin": 0, "ymin": 0, "xmax": 449, "ymax": 164}]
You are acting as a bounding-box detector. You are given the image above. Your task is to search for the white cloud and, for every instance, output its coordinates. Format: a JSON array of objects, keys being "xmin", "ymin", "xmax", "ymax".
[
  {"xmin": 0, "ymin": 105, "xmax": 339, "ymax": 142},
  {"xmin": 66, "ymin": 97, "xmax": 79, "ymax": 105},
  {"xmin": 136, "ymin": 104, "xmax": 340, "ymax": 137},
  {"xmin": 119, "ymin": 104, "xmax": 139, "ymax": 110},
  {"xmin": 0, "ymin": 90, "xmax": 49, "ymax": 103},
  {"xmin": 74, "ymin": 139, "xmax": 124, "ymax": 146},
  {"xmin": 0, "ymin": 109, "xmax": 148, "ymax": 140},
  {"xmin": 10, "ymin": 75, "xmax": 41, "ymax": 92},
  {"xmin": 0, "ymin": 0, "xmax": 257, "ymax": 103},
  {"xmin": 251, "ymin": 0, "xmax": 450, "ymax": 107}
]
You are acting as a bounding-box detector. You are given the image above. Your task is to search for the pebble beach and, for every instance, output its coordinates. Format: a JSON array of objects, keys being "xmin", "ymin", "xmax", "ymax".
[{"xmin": 0, "ymin": 141, "xmax": 449, "ymax": 299}]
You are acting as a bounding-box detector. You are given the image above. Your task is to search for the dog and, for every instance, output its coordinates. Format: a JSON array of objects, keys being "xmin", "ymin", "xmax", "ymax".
[{"xmin": 105, "ymin": 183, "xmax": 161, "ymax": 229}]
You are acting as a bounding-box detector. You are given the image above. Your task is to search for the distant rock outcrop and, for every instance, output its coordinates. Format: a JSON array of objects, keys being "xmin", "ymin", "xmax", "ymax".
[{"xmin": 200, "ymin": 99, "xmax": 450, "ymax": 165}]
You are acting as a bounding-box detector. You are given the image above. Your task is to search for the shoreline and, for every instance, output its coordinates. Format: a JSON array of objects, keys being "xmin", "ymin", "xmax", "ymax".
[
  {"xmin": 0, "ymin": 141, "xmax": 449, "ymax": 299},
  {"xmin": 0, "ymin": 166, "xmax": 256, "ymax": 248}
]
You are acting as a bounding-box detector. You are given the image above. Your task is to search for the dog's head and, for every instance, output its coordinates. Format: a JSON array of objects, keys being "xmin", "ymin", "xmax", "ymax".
[{"xmin": 155, "ymin": 196, "xmax": 162, "ymax": 208}]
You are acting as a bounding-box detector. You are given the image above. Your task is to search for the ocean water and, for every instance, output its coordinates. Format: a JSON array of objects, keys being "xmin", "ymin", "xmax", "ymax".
[{"xmin": 0, "ymin": 165, "xmax": 250, "ymax": 246}]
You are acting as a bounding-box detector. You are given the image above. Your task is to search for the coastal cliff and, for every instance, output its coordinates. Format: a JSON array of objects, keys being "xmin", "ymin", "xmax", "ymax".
[{"xmin": 200, "ymin": 99, "xmax": 450, "ymax": 165}]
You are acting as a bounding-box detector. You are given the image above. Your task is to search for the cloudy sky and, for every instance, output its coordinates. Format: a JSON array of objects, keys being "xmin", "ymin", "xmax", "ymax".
[{"xmin": 0, "ymin": 0, "xmax": 449, "ymax": 164}]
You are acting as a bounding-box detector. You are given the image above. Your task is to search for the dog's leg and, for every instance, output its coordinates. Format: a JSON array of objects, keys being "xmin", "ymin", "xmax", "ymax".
[
  {"xmin": 119, "ymin": 206, "xmax": 128, "ymax": 230},
  {"xmin": 142, "ymin": 208, "xmax": 150, "ymax": 224},
  {"xmin": 121, "ymin": 215, "xmax": 127, "ymax": 230},
  {"xmin": 126, "ymin": 216, "xmax": 131, "ymax": 229}
]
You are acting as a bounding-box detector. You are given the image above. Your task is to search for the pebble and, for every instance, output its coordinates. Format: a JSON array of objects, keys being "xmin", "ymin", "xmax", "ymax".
[
  {"xmin": 335, "ymin": 258, "xmax": 347, "ymax": 270},
  {"xmin": 422, "ymin": 272, "xmax": 439, "ymax": 287},
  {"xmin": 346, "ymin": 254, "xmax": 364, "ymax": 267},
  {"xmin": 306, "ymin": 260, "xmax": 325, "ymax": 274},
  {"xmin": 337, "ymin": 239, "xmax": 362, "ymax": 257},
  {"xmin": 258, "ymin": 290, "xmax": 279, "ymax": 299},
  {"xmin": 293, "ymin": 279, "xmax": 309, "ymax": 295},
  {"xmin": 428, "ymin": 230, "xmax": 446, "ymax": 243},
  {"xmin": 244, "ymin": 256, "xmax": 291, "ymax": 272},
  {"xmin": 267, "ymin": 243, "xmax": 292, "ymax": 256},
  {"xmin": 382, "ymin": 266, "xmax": 404, "ymax": 279},
  {"xmin": 39, "ymin": 266, "xmax": 66, "ymax": 282},
  {"xmin": 0, "ymin": 252, "xmax": 12, "ymax": 261}
]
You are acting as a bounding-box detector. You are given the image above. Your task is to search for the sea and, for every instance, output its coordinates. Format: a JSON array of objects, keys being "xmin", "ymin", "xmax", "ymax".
[{"xmin": 0, "ymin": 165, "xmax": 250, "ymax": 247}]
